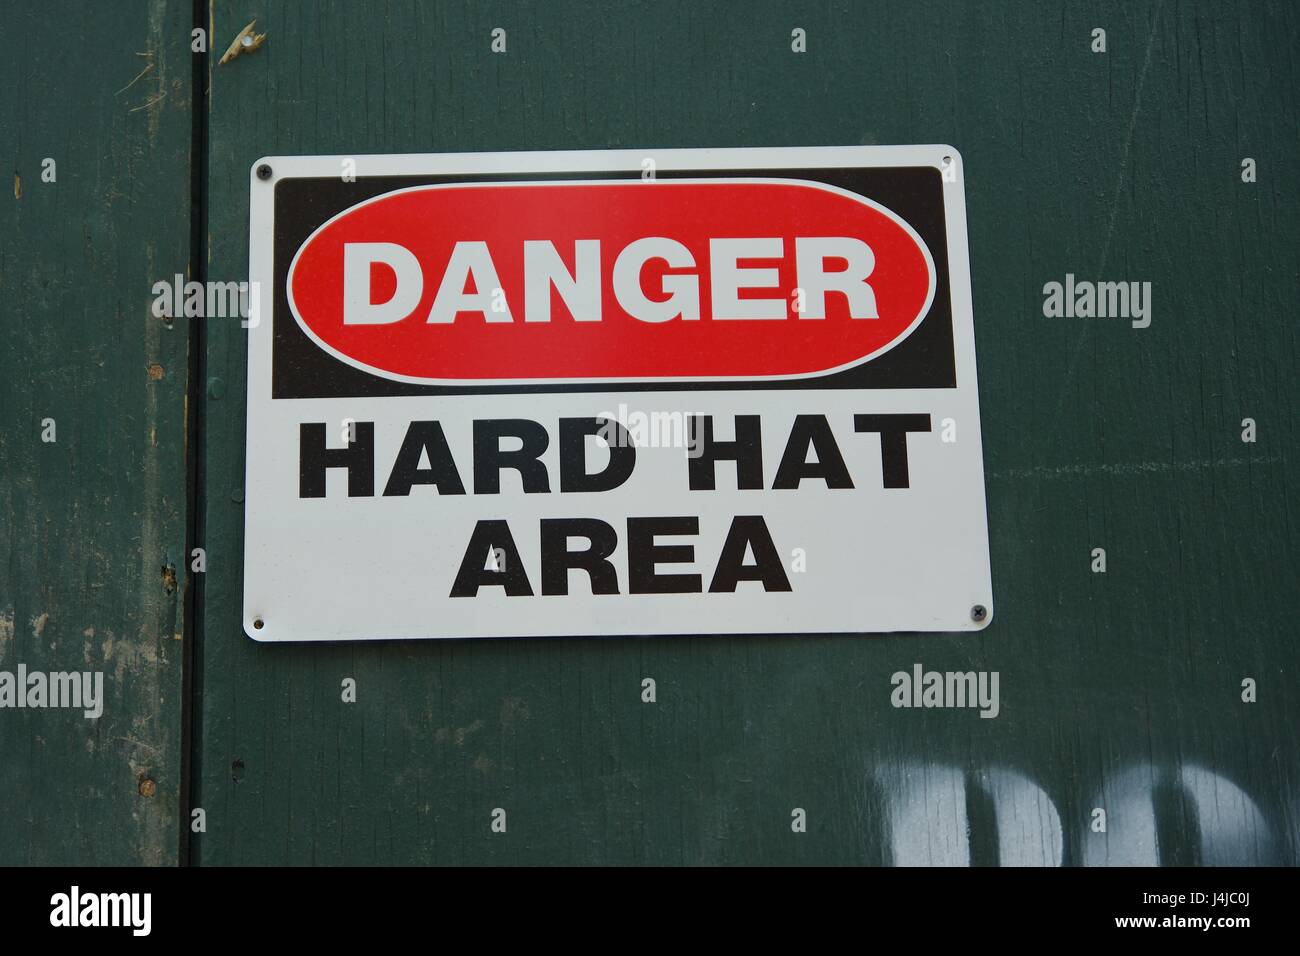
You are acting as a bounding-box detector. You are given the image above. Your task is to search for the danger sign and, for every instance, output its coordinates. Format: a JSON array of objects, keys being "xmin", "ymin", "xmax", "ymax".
[{"xmin": 244, "ymin": 146, "xmax": 992, "ymax": 641}]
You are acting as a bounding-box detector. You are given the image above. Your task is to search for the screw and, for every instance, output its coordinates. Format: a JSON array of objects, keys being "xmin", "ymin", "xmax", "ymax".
[
  {"xmin": 138, "ymin": 777, "xmax": 157, "ymax": 798},
  {"xmin": 253, "ymin": 617, "xmax": 264, "ymax": 630},
  {"xmin": 970, "ymin": 604, "xmax": 987, "ymax": 623},
  {"xmin": 256, "ymin": 163, "xmax": 272, "ymax": 180}
]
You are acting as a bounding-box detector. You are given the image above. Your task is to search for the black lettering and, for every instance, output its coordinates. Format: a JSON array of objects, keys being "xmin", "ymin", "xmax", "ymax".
[
  {"xmin": 772, "ymin": 415, "xmax": 854, "ymax": 489},
  {"xmin": 709, "ymin": 515, "xmax": 792, "ymax": 592},
  {"xmin": 687, "ymin": 415, "xmax": 763, "ymax": 490},
  {"xmin": 627, "ymin": 516, "xmax": 702, "ymax": 593},
  {"xmin": 299, "ymin": 422, "xmax": 374, "ymax": 498},
  {"xmin": 449, "ymin": 520, "xmax": 533, "ymax": 597},
  {"xmin": 540, "ymin": 518, "xmax": 620, "ymax": 595},
  {"xmin": 559, "ymin": 418, "xmax": 636, "ymax": 492},
  {"xmin": 382, "ymin": 421, "xmax": 466, "ymax": 496},
  {"xmin": 853, "ymin": 414, "xmax": 932, "ymax": 488},
  {"xmin": 473, "ymin": 419, "xmax": 551, "ymax": 494}
]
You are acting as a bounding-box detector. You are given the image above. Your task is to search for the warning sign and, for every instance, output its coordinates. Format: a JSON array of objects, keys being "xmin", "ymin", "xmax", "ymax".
[{"xmin": 244, "ymin": 146, "xmax": 992, "ymax": 641}]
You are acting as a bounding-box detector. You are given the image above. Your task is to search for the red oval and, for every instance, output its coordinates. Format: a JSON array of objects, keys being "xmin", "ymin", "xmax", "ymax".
[{"xmin": 288, "ymin": 179, "xmax": 935, "ymax": 383}]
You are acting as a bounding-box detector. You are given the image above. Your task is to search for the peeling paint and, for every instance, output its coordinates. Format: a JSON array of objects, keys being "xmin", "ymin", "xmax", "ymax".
[
  {"xmin": 500, "ymin": 696, "xmax": 531, "ymax": 730},
  {"xmin": 0, "ymin": 609, "xmax": 13, "ymax": 661},
  {"xmin": 434, "ymin": 719, "xmax": 483, "ymax": 746},
  {"xmin": 219, "ymin": 19, "xmax": 267, "ymax": 65}
]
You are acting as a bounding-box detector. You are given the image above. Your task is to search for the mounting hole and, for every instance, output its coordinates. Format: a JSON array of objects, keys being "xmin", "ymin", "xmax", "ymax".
[
  {"xmin": 970, "ymin": 604, "xmax": 987, "ymax": 623},
  {"xmin": 942, "ymin": 155, "xmax": 952, "ymax": 166},
  {"xmin": 256, "ymin": 163, "xmax": 272, "ymax": 180},
  {"xmin": 253, "ymin": 617, "xmax": 265, "ymax": 630}
]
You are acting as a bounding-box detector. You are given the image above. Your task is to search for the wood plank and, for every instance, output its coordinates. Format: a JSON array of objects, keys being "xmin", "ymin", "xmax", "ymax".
[
  {"xmin": 197, "ymin": 0, "xmax": 1300, "ymax": 864},
  {"xmin": 0, "ymin": 0, "xmax": 192, "ymax": 864}
]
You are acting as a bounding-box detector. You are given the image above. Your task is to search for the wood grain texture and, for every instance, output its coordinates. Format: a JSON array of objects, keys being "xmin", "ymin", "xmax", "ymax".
[
  {"xmin": 0, "ymin": 0, "xmax": 192, "ymax": 864},
  {"xmin": 195, "ymin": 0, "xmax": 1298, "ymax": 864}
]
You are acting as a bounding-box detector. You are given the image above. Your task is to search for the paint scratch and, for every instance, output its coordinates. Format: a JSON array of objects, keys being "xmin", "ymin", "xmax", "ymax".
[{"xmin": 990, "ymin": 454, "xmax": 1277, "ymax": 481}]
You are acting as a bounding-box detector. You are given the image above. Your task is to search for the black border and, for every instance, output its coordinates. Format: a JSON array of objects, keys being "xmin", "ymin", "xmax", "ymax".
[{"xmin": 270, "ymin": 166, "xmax": 956, "ymax": 398}]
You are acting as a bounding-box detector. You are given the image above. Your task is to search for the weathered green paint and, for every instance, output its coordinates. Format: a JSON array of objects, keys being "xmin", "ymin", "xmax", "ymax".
[{"xmin": 0, "ymin": 1, "xmax": 192, "ymax": 864}]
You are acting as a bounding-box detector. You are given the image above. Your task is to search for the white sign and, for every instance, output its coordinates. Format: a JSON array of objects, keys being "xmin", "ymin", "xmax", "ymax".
[{"xmin": 244, "ymin": 146, "xmax": 992, "ymax": 641}]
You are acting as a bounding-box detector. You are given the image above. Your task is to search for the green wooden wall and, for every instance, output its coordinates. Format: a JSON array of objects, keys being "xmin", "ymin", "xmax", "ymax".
[
  {"xmin": 0, "ymin": 1, "xmax": 192, "ymax": 864},
  {"xmin": 4, "ymin": 0, "xmax": 1298, "ymax": 866}
]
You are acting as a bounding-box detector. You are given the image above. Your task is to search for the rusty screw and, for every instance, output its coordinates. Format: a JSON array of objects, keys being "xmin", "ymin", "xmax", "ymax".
[{"xmin": 138, "ymin": 777, "xmax": 157, "ymax": 798}]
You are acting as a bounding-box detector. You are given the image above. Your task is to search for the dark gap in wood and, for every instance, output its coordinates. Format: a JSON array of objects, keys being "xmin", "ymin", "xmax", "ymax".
[{"xmin": 178, "ymin": 0, "xmax": 211, "ymax": 869}]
